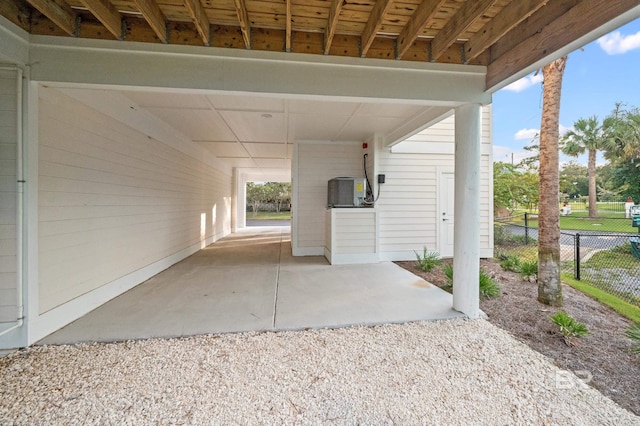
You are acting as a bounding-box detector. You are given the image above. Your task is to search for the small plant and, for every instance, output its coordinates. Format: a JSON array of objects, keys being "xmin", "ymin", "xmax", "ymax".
[
  {"xmin": 414, "ymin": 247, "xmax": 442, "ymax": 272},
  {"xmin": 439, "ymin": 264, "xmax": 500, "ymax": 299},
  {"xmin": 550, "ymin": 311, "xmax": 589, "ymax": 337},
  {"xmin": 519, "ymin": 260, "xmax": 538, "ymax": 281},
  {"xmin": 626, "ymin": 323, "xmax": 640, "ymax": 353},
  {"xmin": 499, "ymin": 254, "xmax": 522, "ymax": 272},
  {"xmin": 479, "ymin": 269, "xmax": 500, "ymax": 299}
]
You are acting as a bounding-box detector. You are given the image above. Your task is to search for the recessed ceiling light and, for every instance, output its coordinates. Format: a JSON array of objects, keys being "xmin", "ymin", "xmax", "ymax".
[{"xmin": 261, "ymin": 113, "xmax": 273, "ymax": 119}]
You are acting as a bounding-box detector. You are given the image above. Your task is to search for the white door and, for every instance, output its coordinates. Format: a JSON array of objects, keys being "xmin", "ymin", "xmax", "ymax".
[{"xmin": 439, "ymin": 172, "xmax": 455, "ymax": 257}]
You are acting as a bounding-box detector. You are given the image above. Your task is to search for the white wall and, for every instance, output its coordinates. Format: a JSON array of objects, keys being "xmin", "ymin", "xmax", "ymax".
[
  {"xmin": 0, "ymin": 67, "xmax": 18, "ymax": 324},
  {"xmin": 37, "ymin": 87, "xmax": 232, "ymax": 314},
  {"xmin": 293, "ymin": 106, "xmax": 493, "ymax": 261},
  {"xmin": 379, "ymin": 106, "xmax": 493, "ymax": 259},
  {"xmin": 293, "ymin": 142, "xmax": 364, "ymax": 255}
]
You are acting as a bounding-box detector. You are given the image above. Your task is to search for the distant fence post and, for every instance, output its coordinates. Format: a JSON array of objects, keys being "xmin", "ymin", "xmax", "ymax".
[
  {"xmin": 524, "ymin": 213, "xmax": 529, "ymax": 245},
  {"xmin": 574, "ymin": 233, "xmax": 581, "ymax": 280}
]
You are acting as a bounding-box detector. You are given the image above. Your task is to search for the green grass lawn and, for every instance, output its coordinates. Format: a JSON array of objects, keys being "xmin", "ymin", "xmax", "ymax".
[
  {"xmin": 507, "ymin": 211, "xmax": 636, "ymax": 233},
  {"xmin": 246, "ymin": 211, "xmax": 291, "ymax": 220}
]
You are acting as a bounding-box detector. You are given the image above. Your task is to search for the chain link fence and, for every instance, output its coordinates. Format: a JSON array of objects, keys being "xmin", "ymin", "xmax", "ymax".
[{"xmin": 495, "ymin": 213, "xmax": 640, "ymax": 307}]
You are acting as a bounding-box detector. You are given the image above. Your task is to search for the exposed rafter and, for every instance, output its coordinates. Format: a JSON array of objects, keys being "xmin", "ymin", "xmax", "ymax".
[
  {"xmin": 360, "ymin": 0, "xmax": 393, "ymax": 57},
  {"xmin": 25, "ymin": 0, "xmax": 77, "ymax": 36},
  {"xmin": 430, "ymin": 0, "xmax": 496, "ymax": 61},
  {"xmin": 183, "ymin": 0, "xmax": 210, "ymax": 46},
  {"xmin": 487, "ymin": 0, "xmax": 640, "ymax": 89},
  {"xmin": 324, "ymin": 0, "xmax": 344, "ymax": 55},
  {"xmin": 233, "ymin": 0, "xmax": 251, "ymax": 49},
  {"xmin": 133, "ymin": 0, "xmax": 168, "ymax": 43},
  {"xmin": 464, "ymin": 0, "xmax": 549, "ymax": 61},
  {"xmin": 78, "ymin": 0, "xmax": 123, "ymax": 40},
  {"xmin": 285, "ymin": 0, "xmax": 291, "ymax": 52},
  {"xmin": 396, "ymin": 0, "xmax": 447, "ymax": 60}
]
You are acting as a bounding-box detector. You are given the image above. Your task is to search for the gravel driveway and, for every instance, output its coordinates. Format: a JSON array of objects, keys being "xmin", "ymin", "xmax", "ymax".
[{"xmin": 1, "ymin": 319, "xmax": 637, "ymax": 425}]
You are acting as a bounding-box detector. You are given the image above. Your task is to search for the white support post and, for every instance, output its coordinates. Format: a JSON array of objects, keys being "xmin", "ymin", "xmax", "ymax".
[{"xmin": 452, "ymin": 103, "xmax": 481, "ymax": 319}]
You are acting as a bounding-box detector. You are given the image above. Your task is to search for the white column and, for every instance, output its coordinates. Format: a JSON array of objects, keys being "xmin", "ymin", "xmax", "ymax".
[{"xmin": 453, "ymin": 103, "xmax": 481, "ymax": 319}]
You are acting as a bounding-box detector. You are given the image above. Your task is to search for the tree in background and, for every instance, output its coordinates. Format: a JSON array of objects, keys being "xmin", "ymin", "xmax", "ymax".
[
  {"xmin": 561, "ymin": 116, "xmax": 613, "ymax": 218},
  {"xmin": 493, "ymin": 162, "xmax": 539, "ymax": 214},
  {"xmin": 559, "ymin": 162, "xmax": 588, "ymax": 199},
  {"xmin": 601, "ymin": 104, "xmax": 640, "ymax": 201},
  {"xmin": 246, "ymin": 182, "xmax": 292, "ymax": 214},
  {"xmin": 538, "ymin": 56, "xmax": 567, "ymax": 307},
  {"xmin": 246, "ymin": 182, "xmax": 268, "ymax": 214},
  {"xmin": 263, "ymin": 182, "xmax": 291, "ymax": 213}
]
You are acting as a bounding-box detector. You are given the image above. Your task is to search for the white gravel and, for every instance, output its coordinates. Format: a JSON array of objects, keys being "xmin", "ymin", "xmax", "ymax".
[{"xmin": 1, "ymin": 318, "xmax": 637, "ymax": 425}]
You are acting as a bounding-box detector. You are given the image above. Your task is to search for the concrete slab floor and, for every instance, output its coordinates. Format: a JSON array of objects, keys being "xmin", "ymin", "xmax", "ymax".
[{"xmin": 40, "ymin": 226, "xmax": 464, "ymax": 345}]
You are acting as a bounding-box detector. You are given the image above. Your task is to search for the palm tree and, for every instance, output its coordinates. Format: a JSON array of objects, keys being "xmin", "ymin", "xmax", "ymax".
[
  {"xmin": 561, "ymin": 116, "xmax": 610, "ymax": 217},
  {"xmin": 538, "ymin": 56, "xmax": 567, "ymax": 307}
]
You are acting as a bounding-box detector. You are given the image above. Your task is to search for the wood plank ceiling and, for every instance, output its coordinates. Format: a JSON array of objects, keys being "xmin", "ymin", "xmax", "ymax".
[{"xmin": 2, "ymin": 0, "xmax": 639, "ymax": 89}]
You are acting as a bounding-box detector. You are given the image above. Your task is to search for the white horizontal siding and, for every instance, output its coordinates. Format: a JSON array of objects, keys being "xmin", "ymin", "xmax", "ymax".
[
  {"xmin": 0, "ymin": 68, "xmax": 18, "ymax": 323},
  {"xmin": 333, "ymin": 211, "xmax": 376, "ymax": 254},
  {"xmin": 38, "ymin": 87, "xmax": 232, "ymax": 314},
  {"xmin": 377, "ymin": 105, "xmax": 493, "ymax": 259},
  {"xmin": 295, "ymin": 142, "xmax": 363, "ymax": 249}
]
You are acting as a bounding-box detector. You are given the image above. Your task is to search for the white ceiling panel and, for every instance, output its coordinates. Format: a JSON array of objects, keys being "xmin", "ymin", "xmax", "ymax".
[
  {"xmin": 337, "ymin": 116, "xmax": 406, "ymax": 141},
  {"xmin": 243, "ymin": 143, "xmax": 287, "ymax": 158},
  {"xmin": 146, "ymin": 108, "xmax": 236, "ymax": 141},
  {"xmin": 207, "ymin": 94, "xmax": 285, "ymax": 112},
  {"xmin": 254, "ymin": 158, "xmax": 289, "ymax": 168},
  {"xmin": 123, "ymin": 92, "xmax": 210, "ymax": 109},
  {"xmin": 198, "ymin": 142, "xmax": 248, "ymax": 157},
  {"xmin": 288, "ymin": 99, "xmax": 359, "ymax": 116},
  {"xmin": 218, "ymin": 158, "xmax": 259, "ymax": 168},
  {"xmin": 356, "ymin": 103, "xmax": 426, "ymax": 118},
  {"xmin": 219, "ymin": 111, "xmax": 287, "ymax": 143},
  {"xmin": 289, "ymin": 114, "xmax": 350, "ymax": 141}
]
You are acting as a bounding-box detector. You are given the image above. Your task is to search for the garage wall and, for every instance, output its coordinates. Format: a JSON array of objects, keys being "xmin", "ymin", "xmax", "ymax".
[
  {"xmin": 378, "ymin": 106, "xmax": 493, "ymax": 259},
  {"xmin": 293, "ymin": 142, "xmax": 363, "ymax": 255},
  {"xmin": 0, "ymin": 67, "xmax": 18, "ymax": 323},
  {"xmin": 38, "ymin": 87, "xmax": 232, "ymax": 313}
]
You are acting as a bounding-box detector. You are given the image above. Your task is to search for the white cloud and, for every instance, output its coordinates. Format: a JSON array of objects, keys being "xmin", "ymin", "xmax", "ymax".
[
  {"xmin": 597, "ymin": 31, "xmax": 640, "ymax": 55},
  {"xmin": 493, "ymin": 146, "xmax": 537, "ymax": 164},
  {"xmin": 503, "ymin": 74, "xmax": 543, "ymax": 93},
  {"xmin": 513, "ymin": 125, "xmax": 571, "ymax": 141},
  {"xmin": 514, "ymin": 128, "xmax": 539, "ymax": 141},
  {"xmin": 559, "ymin": 124, "xmax": 573, "ymax": 137}
]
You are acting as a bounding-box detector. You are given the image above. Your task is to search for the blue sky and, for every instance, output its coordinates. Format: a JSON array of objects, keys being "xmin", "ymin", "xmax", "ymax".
[{"xmin": 492, "ymin": 18, "xmax": 640, "ymax": 166}]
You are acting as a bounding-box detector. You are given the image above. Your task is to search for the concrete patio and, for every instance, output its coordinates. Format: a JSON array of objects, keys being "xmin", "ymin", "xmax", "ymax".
[{"xmin": 40, "ymin": 226, "xmax": 462, "ymax": 345}]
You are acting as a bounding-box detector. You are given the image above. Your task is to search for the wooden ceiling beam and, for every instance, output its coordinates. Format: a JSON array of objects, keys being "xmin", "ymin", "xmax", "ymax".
[
  {"xmin": 464, "ymin": 0, "xmax": 549, "ymax": 61},
  {"xmin": 360, "ymin": 0, "xmax": 393, "ymax": 57},
  {"xmin": 183, "ymin": 0, "xmax": 210, "ymax": 46},
  {"xmin": 285, "ymin": 0, "xmax": 291, "ymax": 52},
  {"xmin": 430, "ymin": 0, "xmax": 496, "ymax": 62},
  {"xmin": 25, "ymin": 0, "xmax": 77, "ymax": 36},
  {"xmin": 324, "ymin": 0, "xmax": 344, "ymax": 55},
  {"xmin": 233, "ymin": 0, "xmax": 251, "ymax": 49},
  {"xmin": 487, "ymin": 0, "xmax": 640, "ymax": 90},
  {"xmin": 396, "ymin": 0, "xmax": 447, "ymax": 60},
  {"xmin": 78, "ymin": 0, "xmax": 123, "ymax": 40},
  {"xmin": 133, "ymin": 0, "xmax": 168, "ymax": 43}
]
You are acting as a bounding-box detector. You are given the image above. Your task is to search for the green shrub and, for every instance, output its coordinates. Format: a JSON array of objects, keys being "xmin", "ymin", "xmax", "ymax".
[
  {"xmin": 550, "ymin": 311, "xmax": 589, "ymax": 337},
  {"xmin": 479, "ymin": 269, "xmax": 501, "ymax": 299},
  {"xmin": 414, "ymin": 247, "xmax": 442, "ymax": 272},
  {"xmin": 440, "ymin": 264, "xmax": 500, "ymax": 299},
  {"xmin": 626, "ymin": 323, "xmax": 640, "ymax": 353},
  {"xmin": 519, "ymin": 260, "xmax": 538, "ymax": 281},
  {"xmin": 499, "ymin": 254, "xmax": 522, "ymax": 272}
]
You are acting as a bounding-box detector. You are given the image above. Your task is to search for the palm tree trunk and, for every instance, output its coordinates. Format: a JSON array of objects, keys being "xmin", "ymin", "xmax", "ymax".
[
  {"xmin": 538, "ymin": 57, "xmax": 567, "ymax": 307},
  {"xmin": 587, "ymin": 149, "xmax": 598, "ymax": 217}
]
